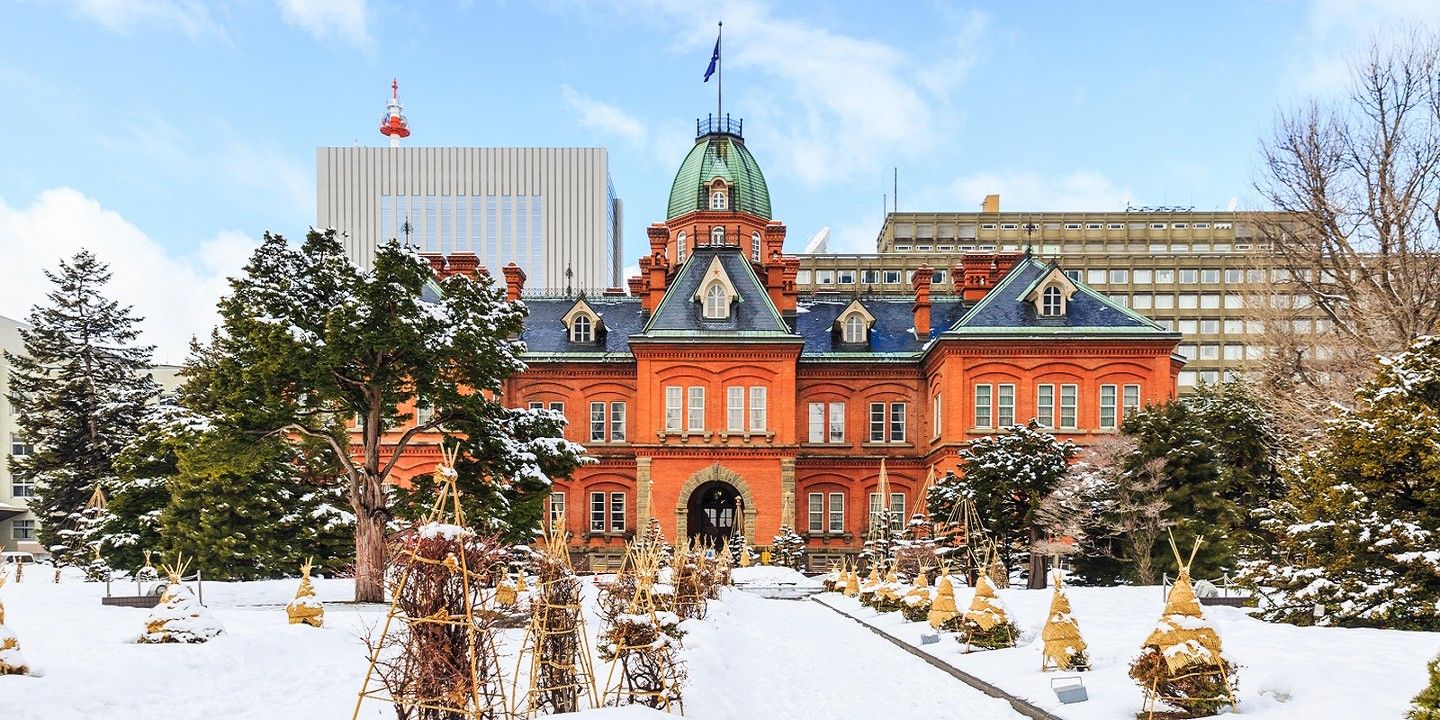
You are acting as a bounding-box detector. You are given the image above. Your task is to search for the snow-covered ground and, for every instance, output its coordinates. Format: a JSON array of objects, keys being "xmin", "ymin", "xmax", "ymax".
[
  {"xmin": 0, "ymin": 571, "xmax": 1017, "ymax": 720},
  {"xmin": 4, "ymin": 568, "xmax": 1434, "ymax": 719},
  {"xmin": 818, "ymin": 580, "xmax": 1440, "ymax": 719}
]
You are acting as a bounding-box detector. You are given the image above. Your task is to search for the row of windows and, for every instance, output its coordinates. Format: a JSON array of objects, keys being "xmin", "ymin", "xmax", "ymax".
[
  {"xmin": 546, "ymin": 490, "xmax": 910, "ymax": 537},
  {"xmin": 1087, "ymin": 267, "xmax": 1278, "ymax": 286},
  {"xmin": 380, "ymin": 194, "xmax": 546, "ymax": 283},
  {"xmin": 799, "ymin": 269, "xmax": 945, "ymax": 286},
  {"xmin": 664, "ymin": 386, "xmax": 768, "ymax": 433},
  {"xmin": 974, "ymin": 383, "xmax": 1140, "ymax": 431},
  {"xmin": 1104, "ymin": 292, "xmax": 1314, "ymax": 312},
  {"xmin": 806, "ymin": 402, "xmax": 908, "ymax": 444},
  {"xmin": 890, "ymin": 220, "xmax": 1234, "ymax": 238},
  {"xmin": 674, "ymin": 229, "xmax": 766, "ymax": 265}
]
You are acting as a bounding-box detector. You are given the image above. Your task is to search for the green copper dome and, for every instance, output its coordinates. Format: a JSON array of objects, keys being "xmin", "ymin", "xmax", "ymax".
[{"xmin": 667, "ymin": 118, "xmax": 772, "ymax": 220}]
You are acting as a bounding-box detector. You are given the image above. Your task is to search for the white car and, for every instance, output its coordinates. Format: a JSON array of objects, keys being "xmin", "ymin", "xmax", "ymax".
[{"xmin": 1, "ymin": 551, "xmax": 41, "ymax": 567}]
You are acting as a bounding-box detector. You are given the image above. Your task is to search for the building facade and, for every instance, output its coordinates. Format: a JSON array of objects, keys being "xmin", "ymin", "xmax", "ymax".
[
  {"xmin": 796, "ymin": 206, "xmax": 1321, "ymax": 390},
  {"xmin": 394, "ymin": 118, "xmax": 1183, "ymax": 569},
  {"xmin": 317, "ymin": 146, "xmax": 624, "ymax": 293}
]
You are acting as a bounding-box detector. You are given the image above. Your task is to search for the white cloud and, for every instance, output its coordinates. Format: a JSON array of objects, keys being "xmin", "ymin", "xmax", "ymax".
[
  {"xmin": 61, "ymin": 0, "xmax": 224, "ymax": 40},
  {"xmin": 561, "ymin": 85, "xmax": 648, "ymax": 148},
  {"xmin": 277, "ymin": 0, "xmax": 371, "ymax": 45},
  {"xmin": 661, "ymin": 2, "xmax": 988, "ymax": 187},
  {"xmin": 0, "ymin": 188, "xmax": 258, "ymax": 364},
  {"xmin": 942, "ymin": 171, "xmax": 1134, "ymax": 213},
  {"xmin": 1287, "ymin": 0, "xmax": 1438, "ymax": 94}
]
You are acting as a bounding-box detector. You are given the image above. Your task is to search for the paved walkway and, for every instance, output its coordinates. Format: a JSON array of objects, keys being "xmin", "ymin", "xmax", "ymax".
[{"xmin": 677, "ymin": 589, "xmax": 1025, "ymax": 720}]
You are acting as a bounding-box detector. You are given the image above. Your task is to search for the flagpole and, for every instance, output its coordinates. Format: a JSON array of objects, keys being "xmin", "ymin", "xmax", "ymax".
[{"xmin": 717, "ymin": 21, "xmax": 723, "ymax": 125}]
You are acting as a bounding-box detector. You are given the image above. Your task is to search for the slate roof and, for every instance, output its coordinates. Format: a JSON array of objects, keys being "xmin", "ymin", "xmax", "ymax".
[
  {"xmin": 793, "ymin": 296, "xmax": 970, "ymax": 358},
  {"xmin": 639, "ymin": 246, "xmax": 793, "ymax": 339},
  {"xmin": 515, "ymin": 248, "xmax": 1176, "ymax": 360},
  {"xmin": 519, "ymin": 295, "xmax": 647, "ymax": 358},
  {"xmin": 948, "ymin": 256, "xmax": 1177, "ymax": 338},
  {"xmin": 667, "ymin": 133, "xmax": 772, "ymax": 220}
]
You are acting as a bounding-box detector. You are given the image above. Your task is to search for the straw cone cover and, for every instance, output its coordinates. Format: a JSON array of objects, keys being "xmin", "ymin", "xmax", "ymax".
[
  {"xmin": 963, "ymin": 575, "xmax": 1009, "ymax": 632},
  {"xmin": 927, "ymin": 576, "xmax": 958, "ymax": 628},
  {"xmin": 0, "ymin": 578, "xmax": 28, "ymax": 675},
  {"xmin": 1041, "ymin": 583, "xmax": 1087, "ymax": 670},
  {"xmin": 285, "ymin": 564, "xmax": 325, "ymax": 628},
  {"xmin": 140, "ymin": 582, "xmax": 225, "ymax": 644},
  {"xmin": 1144, "ymin": 570, "xmax": 1224, "ymax": 673}
]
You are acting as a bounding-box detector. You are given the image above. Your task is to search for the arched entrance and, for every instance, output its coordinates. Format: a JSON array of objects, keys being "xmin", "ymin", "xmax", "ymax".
[
  {"xmin": 674, "ymin": 464, "xmax": 757, "ymax": 548},
  {"xmin": 687, "ymin": 481, "xmax": 742, "ymax": 547}
]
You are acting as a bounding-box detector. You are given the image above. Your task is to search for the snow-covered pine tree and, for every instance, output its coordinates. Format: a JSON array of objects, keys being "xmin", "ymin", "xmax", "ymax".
[
  {"xmin": 941, "ymin": 421, "xmax": 1076, "ymax": 589},
  {"xmin": 1409, "ymin": 652, "xmax": 1440, "ymax": 720},
  {"xmin": 96, "ymin": 409, "xmax": 185, "ymax": 575},
  {"xmin": 771, "ymin": 525, "xmax": 806, "ymax": 570},
  {"xmin": 184, "ymin": 230, "xmax": 587, "ymax": 602},
  {"xmin": 1241, "ymin": 336, "xmax": 1440, "ymax": 630},
  {"xmin": 5, "ymin": 251, "xmax": 159, "ymax": 568}
]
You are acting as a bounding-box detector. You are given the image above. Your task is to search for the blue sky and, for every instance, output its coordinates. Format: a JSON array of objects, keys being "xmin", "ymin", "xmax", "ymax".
[{"xmin": 0, "ymin": 0, "xmax": 1432, "ymax": 360}]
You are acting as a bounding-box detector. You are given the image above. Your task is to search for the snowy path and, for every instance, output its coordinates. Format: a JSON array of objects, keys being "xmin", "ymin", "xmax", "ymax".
[{"xmin": 678, "ymin": 590, "xmax": 1024, "ymax": 720}]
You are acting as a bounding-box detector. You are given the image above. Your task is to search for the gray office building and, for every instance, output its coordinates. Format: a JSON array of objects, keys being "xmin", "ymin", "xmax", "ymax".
[{"xmin": 317, "ymin": 147, "xmax": 623, "ymax": 293}]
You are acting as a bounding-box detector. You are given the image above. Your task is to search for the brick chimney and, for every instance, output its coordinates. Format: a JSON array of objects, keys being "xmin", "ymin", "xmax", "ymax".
[
  {"xmin": 446, "ymin": 252, "xmax": 479, "ymax": 278},
  {"xmin": 418, "ymin": 252, "xmax": 446, "ymax": 277},
  {"xmin": 644, "ymin": 224, "xmax": 672, "ymax": 315},
  {"xmin": 762, "ymin": 221, "xmax": 791, "ymax": 313},
  {"xmin": 911, "ymin": 263, "xmax": 933, "ymax": 338},
  {"xmin": 955, "ymin": 251, "xmax": 1027, "ymax": 301},
  {"xmin": 627, "ymin": 274, "xmax": 646, "ymax": 297},
  {"xmin": 501, "ymin": 263, "xmax": 527, "ymax": 302}
]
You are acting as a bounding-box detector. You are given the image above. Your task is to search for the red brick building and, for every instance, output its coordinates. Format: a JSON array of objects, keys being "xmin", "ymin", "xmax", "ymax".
[{"xmin": 419, "ymin": 117, "xmax": 1181, "ymax": 568}]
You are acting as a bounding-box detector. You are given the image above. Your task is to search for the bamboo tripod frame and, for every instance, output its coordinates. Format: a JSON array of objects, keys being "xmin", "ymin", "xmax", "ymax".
[
  {"xmin": 511, "ymin": 525, "xmax": 599, "ymax": 718},
  {"xmin": 599, "ymin": 543, "xmax": 685, "ymax": 714},
  {"xmin": 351, "ymin": 448, "xmax": 508, "ymax": 720}
]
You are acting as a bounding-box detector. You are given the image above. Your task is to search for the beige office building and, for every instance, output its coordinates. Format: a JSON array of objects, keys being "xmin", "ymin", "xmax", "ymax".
[
  {"xmin": 795, "ymin": 206, "xmax": 1317, "ymax": 390},
  {"xmin": 317, "ymin": 147, "xmax": 623, "ymax": 293}
]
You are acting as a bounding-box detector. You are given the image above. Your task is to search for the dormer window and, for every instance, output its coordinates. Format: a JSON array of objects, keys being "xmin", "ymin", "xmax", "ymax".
[
  {"xmin": 711, "ymin": 226, "xmax": 726, "ymax": 245},
  {"xmin": 711, "ymin": 190, "xmax": 728, "ymax": 210},
  {"xmin": 844, "ymin": 315, "xmax": 865, "ymax": 343},
  {"xmin": 834, "ymin": 299, "xmax": 877, "ymax": 345},
  {"xmin": 1024, "ymin": 266, "xmax": 1079, "ymax": 319},
  {"xmin": 704, "ymin": 283, "xmax": 729, "ymax": 319},
  {"xmin": 561, "ymin": 300, "xmax": 605, "ymax": 345},
  {"xmin": 694, "ymin": 255, "xmax": 740, "ymax": 321},
  {"xmin": 572, "ymin": 314, "xmax": 592, "ymax": 342},
  {"xmin": 1041, "ymin": 286, "xmax": 1063, "ymax": 316}
]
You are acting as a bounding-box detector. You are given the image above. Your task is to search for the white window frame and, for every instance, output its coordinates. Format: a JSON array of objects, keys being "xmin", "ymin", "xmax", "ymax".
[
  {"xmin": 974, "ymin": 384, "xmax": 993, "ymax": 428},
  {"xmin": 589, "ymin": 491, "xmax": 607, "ymax": 533},
  {"xmin": 1059, "ymin": 384, "xmax": 1078, "ymax": 429},
  {"xmin": 827, "ymin": 402, "xmax": 846, "ymax": 443},
  {"xmin": 609, "ymin": 492, "xmax": 626, "ymax": 533},
  {"xmin": 808, "ymin": 402, "xmax": 825, "ymax": 443},
  {"xmin": 808, "ymin": 492, "xmax": 825, "ymax": 533},
  {"xmin": 749, "ymin": 386, "xmax": 767, "ymax": 432},
  {"xmin": 549, "ymin": 491, "xmax": 566, "ymax": 527},
  {"xmin": 997, "ymin": 384, "xmax": 1015, "ymax": 427},
  {"xmin": 590, "ymin": 401, "xmax": 606, "ymax": 442},
  {"xmin": 727, "ymin": 386, "xmax": 745, "ymax": 432},
  {"xmin": 665, "ymin": 387, "xmax": 682, "ymax": 431},
  {"xmin": 869, "ymin": 402, "xmax": 886, "ymax": 442},
  {"xmin": 610, "ymin": 402, "xmax": 626, "ymax": 442},
  {"xmin": 890, "ymin": 403, "xmax": 907, "ymax": 443},
  {"xmin": 571, "ymin": 314, "xmax": 592, "ymax": 342},
  {"xmin": 1099, "ymin": 384, "xmax": 1117, "ymax": 429},
  {"xmin": 711, "ymin": 190, "xmax": 727, "ymax": 210},
  {"xmin": 687, "ymin": 386, "xmax": 705, "ymax": 431},
  {"xmin": 1041, "ymin": 286, "xmax": 1063, "ymax": 316},
  {"xmin": 843, "ymin": 314, "xmax": 865, "ymax": 343},
  {"xmin": 704, "ymin": 283, "xmax": 729, "ymax": 319},
  {"xmin": 828, "ymin": 492, "xmax": 845, "ymax": 533},
  {"xmin": 1036, "ymin": 384, "xmax": 1055, "ymax": 427}
]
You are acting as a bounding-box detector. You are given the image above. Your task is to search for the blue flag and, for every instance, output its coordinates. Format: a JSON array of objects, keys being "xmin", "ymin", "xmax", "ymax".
[{"xmin": 704, "ymin": 37, "xmax": 719, "ymax": 82}]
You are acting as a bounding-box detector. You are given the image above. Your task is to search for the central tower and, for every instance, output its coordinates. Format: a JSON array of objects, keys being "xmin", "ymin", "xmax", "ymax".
[{"xmin": 662, "ymin": 114, "xmax": 775, "ymax": 267}]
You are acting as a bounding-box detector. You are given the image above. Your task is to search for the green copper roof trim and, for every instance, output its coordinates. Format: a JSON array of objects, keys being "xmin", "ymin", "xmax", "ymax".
[{"xmin": 666, "ymin": 134, "xmax": 772, "ymax": 220}]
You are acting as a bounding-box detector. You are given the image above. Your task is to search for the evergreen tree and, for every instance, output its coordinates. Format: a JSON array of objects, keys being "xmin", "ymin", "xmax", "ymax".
[
  {"xmin": 1183, "ymin": 382, "xmax": 1285, "ymax": 554},
  {"xmin": 1116, "ymin": 401, "xmax": 1240, "ymax": 581},
  {"xmin": 1409, "ymin": 653, "xmax": 1440, "ymax": 720},
  {"xmin": 96, "ymin": 409, "xmax": 186, "ymax": 574},
  {"xmin": 1241, "ymin": 336, "xmax": 1440, "ymax": 630},
  {"xmin": 160, "ymin": 430, "xmax": 352, "ymax": 580},
  {"xmin": 5, "ymin": 251, "xmax": 158, "ymax": 566},
  {"xmin": 184, "ymin": 230, "xmax": 587, "ymax": 601},
  {"xmin": 936, "ymin": 421, "xmax": 1076, "ymax": 588}
]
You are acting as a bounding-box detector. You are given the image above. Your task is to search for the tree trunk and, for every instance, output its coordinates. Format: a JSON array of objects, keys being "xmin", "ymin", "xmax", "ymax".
[
  {"xmin": 1027, "ymin": 526, "xmax": 1048, "ymax": 589},
  {"xmin": 354, "ymin": 506, "xmax": 388, "ymax": 603}
]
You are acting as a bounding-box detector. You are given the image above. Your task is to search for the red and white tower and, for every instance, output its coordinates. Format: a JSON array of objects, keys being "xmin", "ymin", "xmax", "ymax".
[{"xmin": 380, "ymin": 79, "xmax": 410, "ymax": 147}]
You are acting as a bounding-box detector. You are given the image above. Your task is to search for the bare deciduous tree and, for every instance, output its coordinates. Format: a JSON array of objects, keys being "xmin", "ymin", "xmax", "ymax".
[{"xmin": 1253, "ymin": 27, "xmax": 1440, "ymax": 432}]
